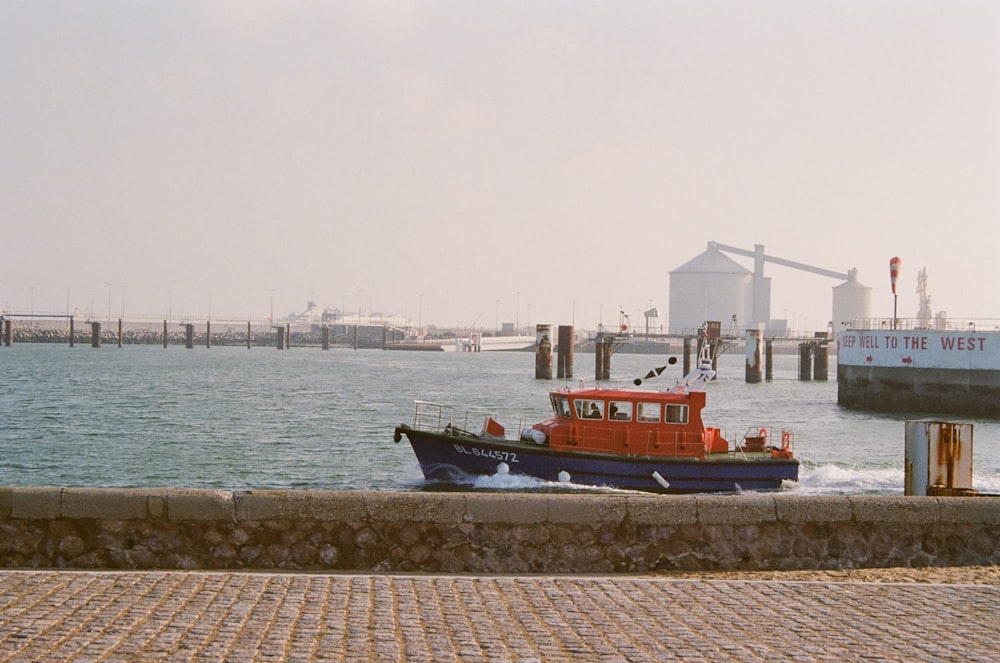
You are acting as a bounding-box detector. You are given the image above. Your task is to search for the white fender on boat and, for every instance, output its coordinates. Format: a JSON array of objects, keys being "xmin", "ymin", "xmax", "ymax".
[
  {"xmin": 496, "ymin": 462, "xmax": 509, "ymax": 475},
  {"xmin": 557, "ymin": 470, "xmax": 570, "ymax": 483},
  {"xmin": 651, "ymin": 471, "xmax": 670, "ymax": 490},
  {"xmin": 521, "ymin": 428, "xmax": 547, "ymax": 445}
]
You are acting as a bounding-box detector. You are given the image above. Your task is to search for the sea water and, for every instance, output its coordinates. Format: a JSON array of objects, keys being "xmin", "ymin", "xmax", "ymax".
[{"xmin": 1, "ymin": 343, "xmax": 998, "ymax": 495}]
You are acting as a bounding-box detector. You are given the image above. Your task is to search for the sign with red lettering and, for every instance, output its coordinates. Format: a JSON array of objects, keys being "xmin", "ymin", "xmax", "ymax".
[{"xmin": 839, "ymin": 329, "xmax": 1000, "ymax": 370}]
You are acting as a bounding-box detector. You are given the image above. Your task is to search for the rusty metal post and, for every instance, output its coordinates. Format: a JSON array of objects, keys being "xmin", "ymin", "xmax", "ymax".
[
  {"xmin": 117, "ymin": 318, "xmax": 123, "ymax": 348},
  {"xmin": 353, "ymin": 324, "xmax": 359, "ymax": 350},
  {"xmin": 745, "ymin": 325, "xmax": 763, "ymax": 383},
  {"xmin": 557, "ymin": 325, "xmax": 574, "ymax": 379},
  {"xmin": 813, "ymin": 343, "xmax": 829, "ymax": 381},
  {"xmin": 765, "ymin": 338, "xmax": 773, "ymax": 380},
  {"xmin": 276, "ymin": 326, "xmax": 285, "ymax": 350},
  {"xmin": 682, "ymin": 337, "xmax": 692, "ymax": 375},
  {"xmin": 594, "ymin": 337, "xmax": 601, "ymax": 380},
  {"xmin": 163, "ymin": 320, "xmax": 168, "ymax": 348},
  {"xmin": 184, "ymin": 324, "xmax": 194, "ymax": 349},
  {"xmin": 285, "ymin": 323, "xmax": 291, "ymax": 349},
  {"xmin": 91, "ymin": 321, "xmax": 101, "ymax": 348},
  {"xmin": 3, "ymin": 319, "xmax": 12, "ymax": 346},
  {"xmin": 247, "ymin": 321, "xmax": 252, "ymax": 349},
  {"xmin": 798, "ymin": 342, "xmax": 813, "ymax": 380},
  {"xmin": 69, "ymin": 316, "xmax": 74, "ymax": 348},
  {"xmin": 535, "ymin": 324, "xmax": 552, "ymax": 380},
  {"xmin": 603, "ymin": 340, "xmax": 613, "ymax": 380},
  {"xmin": 322, "ymin": 325, "xmax": 330, "ymax": 350},
  {"xmin": 206, "ymin": 321, "xmax": 211, "ymax": 348}
]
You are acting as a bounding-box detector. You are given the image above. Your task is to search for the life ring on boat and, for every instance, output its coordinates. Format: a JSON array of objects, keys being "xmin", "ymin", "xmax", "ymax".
[
  {"xmin": 780, "ymin": 429, "xmax": 791, "ymax": 450},
  {"xmin": 757, "ymin": 428, "xmax": 768, "ymax": 441}
]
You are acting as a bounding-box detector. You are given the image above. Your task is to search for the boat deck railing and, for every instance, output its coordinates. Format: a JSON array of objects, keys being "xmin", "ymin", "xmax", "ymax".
[
  {"xmin": 846, "ymin": 317, "xmax": 1000, "ymax": 333},
  {"xmin": 412, "ymin": 400, "xmax": 494, "ymax": 436}
]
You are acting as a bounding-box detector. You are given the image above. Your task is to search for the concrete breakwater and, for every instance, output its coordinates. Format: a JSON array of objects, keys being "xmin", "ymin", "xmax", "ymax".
[{"xmin": 2, "ymin": 488, "xmax": 997, "ymax": 573}]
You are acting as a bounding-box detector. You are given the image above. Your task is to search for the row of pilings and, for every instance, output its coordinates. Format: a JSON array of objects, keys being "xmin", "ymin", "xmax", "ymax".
[
  {"xmin": 0, "ymin": 318, "xmax": 407, "ymax": 350},
  {"xmin": 744, "ymin": 327, "xmax": 830, "ymax": 383},
  {"xmin": 534, "ymin": 323, "xmax": 831, "ymax": 384}
]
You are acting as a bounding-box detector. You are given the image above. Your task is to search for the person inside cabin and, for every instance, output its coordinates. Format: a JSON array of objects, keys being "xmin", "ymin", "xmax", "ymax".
[
  {"xmin": 587, "ymin": 403, "xmax": 601, "ymax": 419},
  {"xmin": 609, "ymin": 402, "xmax": 629, "ymax": 420}
]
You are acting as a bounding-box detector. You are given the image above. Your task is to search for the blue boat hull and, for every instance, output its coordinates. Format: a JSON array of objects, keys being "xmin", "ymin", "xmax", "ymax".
[{"xmin": 395, "ymin": 425, "xmax": 798, "ymax": 493}]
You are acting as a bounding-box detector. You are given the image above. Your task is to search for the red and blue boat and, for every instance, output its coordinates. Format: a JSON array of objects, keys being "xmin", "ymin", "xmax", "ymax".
[{"xmin": 394, "ymin": 348, "xmax": 798, "ymax": 493}]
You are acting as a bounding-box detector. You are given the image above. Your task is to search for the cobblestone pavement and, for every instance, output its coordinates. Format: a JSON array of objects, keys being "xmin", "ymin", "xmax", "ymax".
[{"xmin": 1, "ymin": 570, "xmax": 998, "ymax": 662}]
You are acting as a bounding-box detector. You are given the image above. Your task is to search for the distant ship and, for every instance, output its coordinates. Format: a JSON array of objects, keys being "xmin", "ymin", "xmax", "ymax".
[
  {"xmin": 838, "ymin": 318, "xmax": 1000, "ymax": 417},
  {"xmin": 444, "ymin": 333, "xmax": 536, "ymax": 352}
]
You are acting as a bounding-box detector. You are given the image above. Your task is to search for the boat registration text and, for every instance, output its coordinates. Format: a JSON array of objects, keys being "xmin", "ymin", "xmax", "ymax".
[{"xmin": 453, "ymin": 444, "xmax": 519, "ymax": 463}]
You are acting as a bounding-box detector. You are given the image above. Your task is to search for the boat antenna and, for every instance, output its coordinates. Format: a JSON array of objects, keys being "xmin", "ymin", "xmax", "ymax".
[{"xmin": 632, "ymin": 357, "xmax": 678, "ymax": 386}]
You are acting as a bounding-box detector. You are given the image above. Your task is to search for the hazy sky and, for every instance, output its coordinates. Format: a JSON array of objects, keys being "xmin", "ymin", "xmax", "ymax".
[{"xmin": 3, "ymin": 1, "xmax": 998, "ymax": 331}]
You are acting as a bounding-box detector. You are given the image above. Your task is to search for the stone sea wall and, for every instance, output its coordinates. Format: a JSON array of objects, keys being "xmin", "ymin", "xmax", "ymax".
[{"xmin": 1, "ymin": 488, "xmax": 998, "ymax": 573}]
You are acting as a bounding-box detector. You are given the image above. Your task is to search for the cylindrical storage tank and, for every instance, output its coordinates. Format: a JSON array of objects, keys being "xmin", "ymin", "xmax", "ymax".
[
  {"xmin": 833, "ymin": 269, "xmax": 871, "ymax": 334},
  {"xmin": 668, "ymin": 248, "xmax": 751, "ymax": 335}
]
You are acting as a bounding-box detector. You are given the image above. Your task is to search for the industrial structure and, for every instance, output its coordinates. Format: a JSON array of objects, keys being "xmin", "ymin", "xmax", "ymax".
[{"xmin": 668, "ymin": 241, "xmax": 870, "ymax": 336}]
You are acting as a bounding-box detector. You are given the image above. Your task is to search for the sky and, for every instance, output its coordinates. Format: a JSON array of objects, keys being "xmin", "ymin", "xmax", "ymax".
[{"xmin": 2, "ymin": 1, "xmax": 998, "ymax": 333}]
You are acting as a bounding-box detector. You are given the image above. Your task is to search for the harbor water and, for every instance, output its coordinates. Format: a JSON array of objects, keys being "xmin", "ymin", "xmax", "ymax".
[{"xmin": 1, "ymin": 344, "xmax": 998, "ymax": 495}]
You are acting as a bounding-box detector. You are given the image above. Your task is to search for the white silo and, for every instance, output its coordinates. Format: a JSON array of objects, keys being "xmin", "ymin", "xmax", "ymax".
[
  {"xmin": 832, "ymin": 268, "xmax": 871, "ymax": 333},
  {"xmin": 669, "ymin": 247, "xmax": 751, "ymax": 335}
]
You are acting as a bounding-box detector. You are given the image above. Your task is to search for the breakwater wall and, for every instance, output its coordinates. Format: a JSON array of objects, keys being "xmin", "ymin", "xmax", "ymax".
[{"xmin": 2, "ymin": 488, "xmax": 997, "ymax": 573}]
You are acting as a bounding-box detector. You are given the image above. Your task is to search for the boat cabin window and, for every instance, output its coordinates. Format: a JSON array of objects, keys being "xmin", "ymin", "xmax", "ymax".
[
  {"xmin": 551, "ymin": 395, "xmax": 572, "ymax": 418},
  {"xmin": 637, "ymin": 402, "xmax": 660, "ymax": 422},
  {"xmin": 575, "ymin": 399, "xmax": 604, "ymax": 419},
  {"xmin": 608, "ymin": 401, "xmax": 632, "ymax": 421},
  {"xmin": 665, "ymin": 404, "xmax": 689, "ymax": 424}
]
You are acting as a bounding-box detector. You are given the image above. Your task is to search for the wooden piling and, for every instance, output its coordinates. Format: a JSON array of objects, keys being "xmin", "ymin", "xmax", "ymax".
[
  {"xmin": 163, "ymin": 320, "xmax": 168, "ymax": 348},
  {"xmin": 91, "ymin": 321, "xmax": 101, "ymax": 348},
  {"xmin": 206, "ymin": 321, "xmax": 211, "ymax": 348},
  {"xmin": 184, "ymin": 324, "xmax": 194, "ymax": 349},
  {"xmin": 353, "ymin": 324, "xmax": 359, "ymax": 350},
  {"xmin": 117, "ymin": 318, "xmax": 123, "ymax": 348},
  {"xmin": 594, "ymin": 336, "xmax": 605, "ymax": 381},
  {"xmin": 285, "ymin": 323, "xmax": 290, "ymax": 349},
  {"xmin": 535, "ymin": 324, "xmax": 553, "ymax": 380},
  {"xmin": 247, "ymin": 321, "xmax": 252, "ymax": 349},
  {"xmin": 602, "ymin": 338, "xmax": 613, "ymax": 381},
  {"xmin": 276, "ymin": 326, "xmax": 285, "ymax": 350},
  {"xmin": 682, "ymin": 337, "xmax": 692, "ymax": 375},
  {"xmin": 69, "ymin": 317, "xmax": 74, "ymax": 348},
  {"xmin": 557, "ymin": 325, "xmax": 574, "ymax": 379},
  {"xmin": 322, "ymin": 325, "xmax": 330, "ymax": 350},
  {"xmin": 2, "ymin": 319, "xmax": 11, "ymax": 346}
]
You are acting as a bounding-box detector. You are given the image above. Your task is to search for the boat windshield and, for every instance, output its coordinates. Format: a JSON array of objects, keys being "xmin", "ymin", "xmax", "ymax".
[{"xmin": 550, "ymin": 395, "xmax": 572, "ymax": 418}]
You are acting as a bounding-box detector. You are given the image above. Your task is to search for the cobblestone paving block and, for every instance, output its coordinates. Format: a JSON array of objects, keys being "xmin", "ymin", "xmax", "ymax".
[{"xmin": 0, "ymin": 571, "xmax": 998, "ymax": 662}]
